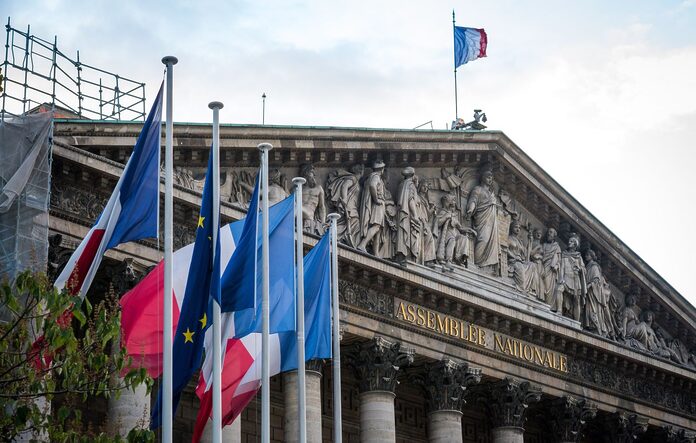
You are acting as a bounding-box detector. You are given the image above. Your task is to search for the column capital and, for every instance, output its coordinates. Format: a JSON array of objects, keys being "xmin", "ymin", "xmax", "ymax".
[
  {"xmin": 346, "ymin": 336, "xmax": 414, "ymax": 393},
  {"xmin": 648, "ymin": 425, "xmax": 696, "ymax": 443},
  {"xmin": 605, "ymin": 412, "xmax": 649, "ymax": 443},
  {"xmin": 547, "ymin": 396, "xmax": 597, "ymax": 443},
  {"xmin": 415, "ymin": 358, "xmax": 482, "ymax": 412},
  {"xmin": 306, "ymin": 358, "xmax": 324, "ymax": 374},
  {"xmin": 475, "ymin": 377, "xmax": 542, "ymax": 429}
]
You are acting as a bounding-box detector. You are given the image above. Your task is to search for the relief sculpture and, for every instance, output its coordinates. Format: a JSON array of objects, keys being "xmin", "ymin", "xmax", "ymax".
[
  {"xmin": 326, "ymin": 164, "xmax": 364, "ymax": 248},
  {"xmin": 465, "ymin": 164, "xmax": 501, "ymax": 272}
]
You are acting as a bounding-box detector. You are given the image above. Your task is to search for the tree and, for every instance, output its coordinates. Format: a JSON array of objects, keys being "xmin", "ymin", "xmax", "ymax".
[{"xmin": 0, "ymin": 271, "xmax": 154, "ymax": 442}]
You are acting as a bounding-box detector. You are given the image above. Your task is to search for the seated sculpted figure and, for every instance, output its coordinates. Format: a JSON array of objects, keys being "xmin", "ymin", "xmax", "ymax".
[
  {"xmin": 617, "ymin": 294, "xmax": 670, "ymax": 357},
  {"xmin": 434, "ymin": 194, "xmax": 476, "ymax": 268},
  {"xmin": 507, "ymin": 220, "xmax": 541, "ymax": 297}
]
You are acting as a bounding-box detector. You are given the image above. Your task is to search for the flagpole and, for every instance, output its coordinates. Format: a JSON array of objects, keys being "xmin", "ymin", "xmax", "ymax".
[
  {"xmin": 453, "ymin": 10, "xmax": 459, "ymax": 121},
  {"xmin": 327, "ymin": 213, "xmax": 342, "ymax": 443},
  {"xmin": 208, "ymin": 101, "xmax": 224, "ymax": 443},
  {"xmin": 161, "ymin": 54, "xmax": 178, "ymax": 443},
  {"xmin": 292, "ymin": 177, "xmax": 307, "ymax": 443},
  {"xmin": 258, "ymin": 142, "xmax": 273, "ymax": 443}
]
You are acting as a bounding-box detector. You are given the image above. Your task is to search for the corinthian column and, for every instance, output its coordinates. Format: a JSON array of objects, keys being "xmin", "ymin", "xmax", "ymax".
[
  {"xmin": 416, "ymin": 359, "xmax": 482, "ymax": 443},
  {"xmin": 547, "ymin": 396, "xmax": 597, "ymax": 443},
  {"xmin": 283, "ymin": 359, "xmax": 324, "ymax": 443},
  {"xmin": 347, "ymin": 336, "xmax": 414, "ymax": 443},
  {"xmin": 605, "ymin": 412, "xmax": 648, "ymax": 443},
  {"xmin": 476, "ymin": 378, "xmax": 541, "ymax": 443}
]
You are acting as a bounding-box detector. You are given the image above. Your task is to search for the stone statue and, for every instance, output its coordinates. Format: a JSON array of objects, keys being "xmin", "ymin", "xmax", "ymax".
[
  {"xmin": 326, "ymin": 164, "xmax": 364, "ymax": 248},
  {"xmin": 415, "ymin": 178, "xmax": 437, "ymax": 265},
  {"xmin": 434, "ymin": 194, "xmax": 475, "ymax": 268},
  {"xmin": 268, "ymin": 168, "xmax": 289, "ymax": 205},
  {"xmin": 506, "ymin": 220, "xmax": 541, "ymax": 297},
  {"xmin": 617, "ymin": 294, "xmax": 671, "ymax": 357},
  {"xmin": 395, "ymin": 167, "xmax": 420, "ymax": 264},
  {"xmin": 357, "ymin": 160, "xmax": 390, "ymax": 257},
  {"xmin": 583, "ymin": 249, "xmax": 618, "ymax": 339},
  {"xmin": 540, "ymin": 227, "xmax": 562, "ymax": 305},
  {"xmin": 299, "ymin": 164, "xmax": 326, "ymax": 234},
  {"xmin": 528, "ymin": 229, "xmax": 545, "ymax": 302},
  {"xmin": 375, "ymin": 175, "xmax": 397, "ymax": 259},
  {"xmin": 465, "ymin": 165, "xmax": 501, "ymax": 270},
  {"xmin": 229, "ymin": 170, "xmax": 255, "ymax": 207},
  {"xmin": 553, "ymin": 233, "xmax": 587, "ymax": 321}
]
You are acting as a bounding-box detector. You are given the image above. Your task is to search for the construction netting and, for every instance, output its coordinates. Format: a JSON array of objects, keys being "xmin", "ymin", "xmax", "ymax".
[{"xmin": 0, "ymin": 112, "xmax": 52, "ymax": 281}]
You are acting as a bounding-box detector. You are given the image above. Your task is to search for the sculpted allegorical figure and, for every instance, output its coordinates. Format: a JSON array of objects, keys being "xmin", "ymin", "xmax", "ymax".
[
  {"xmin": 326, "ymin": 164, "xmax": 364, "ymax": 248},
  {"xmin": 299, "ymin": 164, "xmax": 327, "ymax": 235},
  {"xmin": 583, "ymin": 249, "xmax": 618, "ymax": 338},
  {"xmin": 434, "ymin": 194, "xmax": 476, "ymax": 268},
  {"xmin": 268, "ymin": 168, "xmax": 289, "ymax": 205},
  {"xmin": 415, "ymin": 179, "xmax": 437, "ymax": 265},
  {"xmin": 395, "ymin": 167, "xmax": 421, "ymax": 264},
  {"xmin": 506, "ymin": 220, "xmax": 541, "ymax": 297},
  {"xmin": 528, "ymin": 229, "xmax": 545, "ymax": 301},
  {"xmin": 617, "ymin": 294, "xmax": 671, "ymax": 357},
  {"xmin": 357, "ymin": 160, "xmax": 389, "ymax": 257},
  {"xmin": 465, "ymin": 165, "xmax": 501, "ymax": 270},
  {"xmin": 540, "ymin": 227, "xmax": 562, "ymax": 305},
  {"xmin": 553, "ymin": 233, "xmax": 587, "ymax": 321}
]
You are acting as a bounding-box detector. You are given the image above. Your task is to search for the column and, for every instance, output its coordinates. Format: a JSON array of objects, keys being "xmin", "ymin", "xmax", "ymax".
[
  {"xmin": 283, "ymin": 359, "xmax": 323, "ymax": 443},
  {"xmin": 476, "ymin": 377, "xmax": 541, "ymax": 443},
  {"xmin": 200, "ymin": 418, "xmax": 241, "ymax": 443},
  {"xmin": 605, "ymin": 412, "xmax": 648, "ymax": 443},
  {"xmin": 546, "ymin": 396, "xmax": 597, "ymax": 443},
  {"xmin": 347, "ymin": 336, "xmax": 414, "ymax": 443},
  {"xmin": 417, "ymin": 359, "xmax": 482, "ymax": 443},
  {"xmin": 106, "ymin": 259, "xmax": 150, "ymax": 437}
]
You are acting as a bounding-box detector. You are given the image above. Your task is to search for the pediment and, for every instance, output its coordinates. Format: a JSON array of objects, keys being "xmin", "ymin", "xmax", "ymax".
[{"xmin": 52, "ymin": 122, "xmax": 696, "ymax": 372}]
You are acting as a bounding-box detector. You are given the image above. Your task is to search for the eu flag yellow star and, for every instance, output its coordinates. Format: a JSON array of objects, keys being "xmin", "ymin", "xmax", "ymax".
[
  {"xmin": 183, "ymin": 328, "xmax": 195, "ymax": 343},
  {"xmin": 199, "ymin": 313, "xmax": 207, "ymax": 329},
  {"xmin": 197, "ymin": 216, "xmax": 205, "ymax": 228}
]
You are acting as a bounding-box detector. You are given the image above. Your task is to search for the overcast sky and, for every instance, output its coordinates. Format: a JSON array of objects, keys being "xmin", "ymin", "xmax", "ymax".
[{"xmin": 5, "ymin": 0, "xmax": 696, "ymax": 305}]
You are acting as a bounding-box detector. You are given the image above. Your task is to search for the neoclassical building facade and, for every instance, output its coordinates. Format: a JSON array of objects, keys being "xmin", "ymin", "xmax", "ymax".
[{"xmin": 48, "ymin": 121, "xmax": 696, "ymax": 442}]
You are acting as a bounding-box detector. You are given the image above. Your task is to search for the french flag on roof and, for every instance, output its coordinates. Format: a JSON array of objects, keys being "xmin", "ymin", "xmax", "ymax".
[
  {"xmin": 454, "ymin": 26, "xmax": 488, "ymax": 68},
  {"xmin": 54, "ymin": 84, "xmax": 163, "ymax": 297}
]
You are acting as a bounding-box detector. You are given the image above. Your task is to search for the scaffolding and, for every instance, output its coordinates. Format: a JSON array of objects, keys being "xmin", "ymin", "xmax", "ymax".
[{"xmin": 1, "ymin": 17, "xmax": 147, "ymax": 121}]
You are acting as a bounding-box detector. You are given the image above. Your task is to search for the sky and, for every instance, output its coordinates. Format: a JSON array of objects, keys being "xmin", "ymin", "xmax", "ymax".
[{"xmin": 4, "ymin": 0, "xmax": 696, "ymax": 305}]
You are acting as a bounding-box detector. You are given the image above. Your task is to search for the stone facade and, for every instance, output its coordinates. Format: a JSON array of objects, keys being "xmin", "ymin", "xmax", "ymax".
[{"xmin": 46, "ymin": 122, "xmax": 696, "ymax": 441}]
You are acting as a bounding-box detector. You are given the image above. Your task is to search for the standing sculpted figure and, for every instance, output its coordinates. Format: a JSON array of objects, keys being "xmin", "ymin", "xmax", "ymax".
[
  {"xmin": 434, "ymin": 194, "xmax": 476, "ymax": 268},
  {"xmin": 326, "ymin": 164, "xmax": 364, "ymax": 247},
  {"xmin": 299, "ymin": 164, "xmax": 327, "ymax": 234},
  {"xmin": 395, "ymin": 167, "xmax": 420, "ymax": 264},
  {"xmin": 553, "ymin": 233, "xmax": 587, "ymax": 321},
  {"xmin": 415, "ymin": 179, "xmax": 437, "ymax": 265},
  {"xmin": 527, "ymin": 229, "xmax": 545, "ymax": 301},
  {"xmin": 583, "ymin": 249, "xmax": 618, "ymax": 338},
  {"xmin": 357, "ymin": 160, "xmax": 389, "ymax": 257},
  {"xmin": 465, "ymin": 165, "xmax": 501, "ymax": 270},
  {"xmin": 507, "ymin": 220, "xmax": 541, "ymax": 297},
  {"xmin": 540, "ymin": 227, "xmax": 562, "ymax": 304}
]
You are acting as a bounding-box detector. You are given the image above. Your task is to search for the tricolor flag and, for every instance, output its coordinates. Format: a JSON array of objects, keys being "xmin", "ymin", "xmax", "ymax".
[
  {"xmin": 454, "ymin": 26, "xmax": 487, "ymax": 68},
  {"xmin": 150, "ymin": 150, "xmax": 217, "ymax": 429},
  {"xmin": 120, "ymin": 190, "xmax": 296, "ymax": 376},
  {"xmin": 54, "ymin": 84, "xmax": 163, "ymax": 297},
  {"xmin": 192, "ymin": 232, "xmax": 332, "ymax": 442}
]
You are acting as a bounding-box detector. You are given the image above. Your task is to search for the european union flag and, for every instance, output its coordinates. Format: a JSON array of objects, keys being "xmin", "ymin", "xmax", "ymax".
[{"xmin": 151, "ymin": 150, "xmax": 217, "ymax": 429}]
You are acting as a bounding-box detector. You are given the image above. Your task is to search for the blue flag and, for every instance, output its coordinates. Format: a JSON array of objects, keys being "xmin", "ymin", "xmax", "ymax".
[
  {"xmin": 150, "ymin": 150, "xmax": 216, "ymax": 429},
  {"xmin": 280, "ymin": 232, "xmax": 332, "ymax": 371},
  {"xmin": 221, "ymin": 174, "xmax": 296, "ymax": 337}
]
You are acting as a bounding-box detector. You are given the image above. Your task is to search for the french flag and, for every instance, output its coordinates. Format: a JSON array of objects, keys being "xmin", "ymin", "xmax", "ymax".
[
  {"xmin": 453, "ymin": 26, "xmax": 487, "ymax": 68},
  {"xmin": 192, "ymin": 233, "xmax": 332, "ymax": 442},
  {"xmin": 54, "ymin": 84, "xmax": 163, "ymax": 297}
]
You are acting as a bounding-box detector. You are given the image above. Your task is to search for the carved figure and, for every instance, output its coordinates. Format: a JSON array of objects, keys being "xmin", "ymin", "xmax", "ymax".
[
  {"xmin": 357, "ymin": 161, "xmax": 390, "ymax": 257},
  {"xmin": 583, "ymin": 249, "xmax": 618, "ymax": 338},
  {"xmin": 375, "ymin": 176, "xmax": 397, "ymax": 259},
  {"xmin": 507, "ymin": 220, "xmax": 541, "ymax": 297},
  {"xmin": 395, "ymin": 167, "xmax": 420, "ymax": 264},
  {"xmin": 299, "ymin": 164, "xmax": 326, "ymax": 234},
  {"xmin": 415, "ymin": 178, "xmax": 437, "ymax": 265},
  {"xmin": 617, "ymin": 294, "xmax": 670, "ymax": 357},
  {"xmin": 434, "ymin": 194, "xmax": 475, "ymax": 268},
  {"xmin": 540, "ymin": 227, "xmax": 562, "ymax": 304},
  {"xmin": 326, "ymin": 164, "xmax": 364, "ymax": 247},
  {"xmin": 229, "ymin": 170, "xmax": 256, "ymax": 207},
  {"xmin": 552, "ymin": 233, "xmax": 587, "ymax": 321},
  {"xmin": 465, "ymin": 165, "xmax": 501, "ymax": 269},
  {"xmin": 268, "ymin": 168, "xmax": 289, "ymax": 205},
  {"xmin": 528, "ymin": 229, "xmax": 545, "ymax": 301}
]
